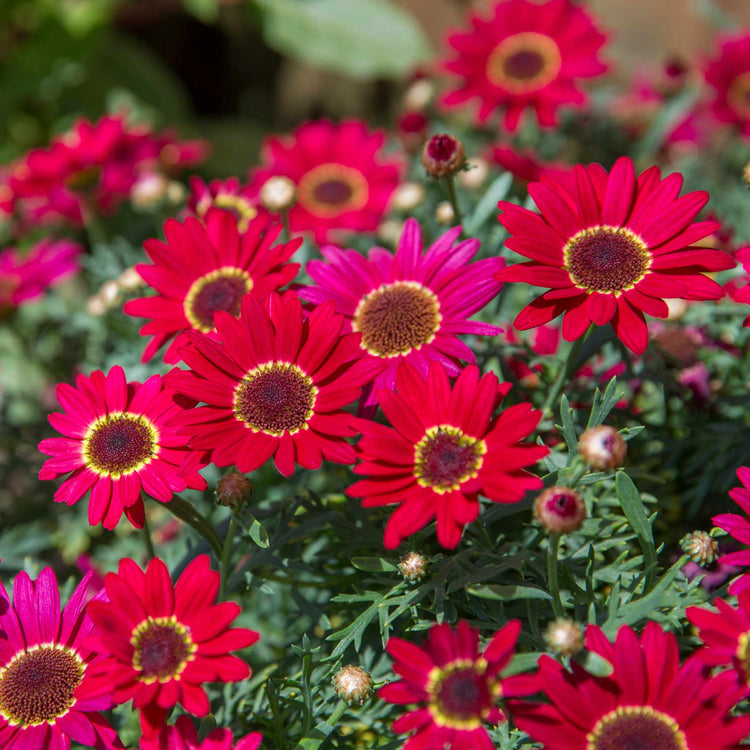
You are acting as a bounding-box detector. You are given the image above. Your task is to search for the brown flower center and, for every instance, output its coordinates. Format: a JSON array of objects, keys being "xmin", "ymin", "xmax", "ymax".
[
  {"xmin": 587, "ymin": 706, "xmax": 688, "ymax": 750},
  {"xmin": 353, "ymin": 280, "xmax": 441, "ymax": 358},
  {"xmin": 131, "ymin": 616, "xmax": 196, "ymax": 683},
  {"xmin": 486, "ymin": 32, "xmax": 562, "ymax": 93},
  {"xmin": 414, "ymin": 425, "xmax": 486, "ymax": 494},
  {"xmin": 427, "ymin": 659, "xmax": 492, "ymax": 730},
  {"xmin": 184, "ymin": 267, "xmax": 253, "ymax": 333},
  {"xmin": 297, "ymin": 163, "xmax": 369, "ymax": 218},
  {"xmin": 0, "ymin": 645, "xmax": 84, "ymax": 726},
  {"xmin": 728, "ymin": 71, "xmax": 750, "ymax": 118},
  {"xmin": 83, "ymin": 412, "xmax": 158, "ymax": 478},
  {"xmin": 564, "ymin": 226, "xmax": 651, "ymax": 293},
  {"xmin": 233, "ymin": 362, "xmax": 317, "ymax": 436}
]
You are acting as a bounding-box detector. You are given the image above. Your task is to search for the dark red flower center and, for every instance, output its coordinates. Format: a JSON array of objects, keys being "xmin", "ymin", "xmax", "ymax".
[
  {"xmin": 414, "ymin": 425, "xmax": 486, "ymax": 493},
  {"xmin": 353, "ymin": 280, "xmax": 442, "ymax": 358},
  {"xmin": 297, "ymin": 163, "xmax": 368, "ymax": 218},
  {"xmin": 565, "ymin": 226, "xmax": 651, "ymax": 293},
  {"xmin": 427, "ymin": 660, "xmax": 491, "ymax": 729},
  {"xmin": 487, "ymin": 32, "xmax": 562, "ymax": 93},
  {"xmin": 211, "ymin": 193, "xmax": 258, "ymax": 232},
  {"xmin": 83, "ymin": 412, "xmax": 157, "ymax": 477},
  {"xmin": 184, "ymin": 267, "xmax": 253, "ymax": 333},
  {"xmin": 728, "ymin": 71, "xmax": 750, "ymax": 117},
  {"xmin": 0, "ymin": 645, "xmax": 83, "ymax": 726},
  {"xmin": 587, "ymin": 706, "xmax": 687, "ymax": 750},
  {"xmin": 427, "ymin": 135, "xmax": 459, "ymax": 162},
  {"xmin": 233, "ymin": 362, "xmax": 317, "ymax": 436},
  {"xmin": 132, "ymin": 616, "xmax": 196, "ymax": 682},
  {"xmin": 545, "ymin": 490, "xmax": 581, "ymax": 518}
]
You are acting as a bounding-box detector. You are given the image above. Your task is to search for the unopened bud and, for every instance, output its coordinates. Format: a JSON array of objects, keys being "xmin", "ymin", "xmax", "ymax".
[
  {"xmin": 402, "ymin": 79, "xmax": 434, "ymax": 112},
  {"xmin": 391, "ymin": 181, "xmax": 425, "ymax": 212},
  {"xmin": 680, "ymin": 531, "xmax": 719, "ymax": 566},
  {"xmin": 130, "ymin": 172, "xmax": 168, "ymax": 210},
  {"xmin": 435, "ymin": 201, "xmax": 455, "ymax": 226},
  {"xmin": 377, "ymin": 219, "xmax": 405, "ymax": 247},
  {"xmin": 544, "ymin": 618, "xmax": 585, "ymax": 658},
  {"xmin": 99, "ymin": 280, "xmax": 121, "ymax": 307},
  {"xmin": 398, "ymin": 551, "xmax": 428, "ymax": 582},
  {"xmin": 534, "ymin": 486, "xmax": 586, "ymax": 534},
  {"xmin": 118, "ymin": 266, "xmax": 143, "ymax": 292},
  {"xmin": 215, "ymin": 470, "xmax": 253, "ymax": 508},
  {"xmin": 421, "ymin": 134, "xmax": 466, "ymax": 179},
  {"xmin": 86, "ymin": 295, "xmax": 107, "ymax": 317},
  {"xmin": 578, "ymin": 425, "xmax": 627, "ymax": 471},
  {"xmin": 743, "ymin": 161, "xmax": 750, "ymax": 187},
  {"xmin": 165, "ymin": 181, "xmax": 186, "ymax": 205},
  {"xmin": 260, "ymin": 176, "xmax": 296, "ymax": 213},
  {"xmin": 333, "ymin": 665, "xmax": 373, "ymax": 705},
  {"xmin": 457, "ymin": 157, "xmax": 489, "ymax": 190}
]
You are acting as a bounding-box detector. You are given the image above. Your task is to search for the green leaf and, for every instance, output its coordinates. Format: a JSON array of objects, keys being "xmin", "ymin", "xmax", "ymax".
[
  {"xmin": 183, "ymin": 0, "xmax": 220, "ymax": 23},
  {"xmin": 464, "ymin": 173, "xmax": 513, "ymax": 235},
  {"xmin": 351, "ymin": 557, "xmax": 398, "ymax": 573},
  {"xmin": 586, "ymin": 377, "xmax": 622, "ymax": 429},
  {"xmin": 467, "ymin": 584, "xmax": 552, "ymax": 601},
  {"xmin": 574, "ymin": 650, "xmax": 614, "ymax": 678},
  {"xmin": 236, "ymin": 511, "xmax": 270, "ymax": 548},
  {"xmin": 254, "ymin": 0, "xmax": 433, "ymax": 79},
  {"xmin": 558, "ymin": 394, "xmax": 578, "ymax": 455},
  {"xmin": 615, "ymin": 473, "xmax": 656, "ymax": 582}
]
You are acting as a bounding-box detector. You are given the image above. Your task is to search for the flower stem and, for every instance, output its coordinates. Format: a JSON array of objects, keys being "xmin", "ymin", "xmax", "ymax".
[
  {"xmin": 141, "ymin": 511, "xmax": 155, "ymax": 560},
  {"xmin": 542, "ymin": 326, "xmax": 592, "ymax": 417},
  {"xmin": 281, "ymin": 208, "xmax": 292, "ymax": 242},
  {"xmin": 220, "ymin": 512, "xmax": 239, "ymax": 597},
  {"xmin": 547, "ymin": 532, "xmax": 565, "ymax": 618},
  {"xmin": 163, "ymin": 494, "xmax": 222, "ymax": 558},
  {"xmin": 442, "ymin": 174, "xmax": 463, "ymax": 227}
]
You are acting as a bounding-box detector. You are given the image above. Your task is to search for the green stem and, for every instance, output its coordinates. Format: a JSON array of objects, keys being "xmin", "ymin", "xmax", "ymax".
[
  {"xmin": 281, "ymin": 208, "xmax": 292, "ymax": 242},
  {"xmin": 547, "ymin": 533, "xmax": 565, "ymax": 618},
  {"xmin": 141, "ymin": 511, "xmax": 155, "ymax": 560},
  {"xmin": 220, "ymin": 512, "xmax": 239, "ymax": 597},
  {"xmin": 542, "ymin": 326, "xmax": 592, "ymax": 416},
  {"xmin": 163, "ymin": 494, "xmax": 222, "ymax": 558},
  {"xmin": 442, "ymin": 174, "xmax": 463, "ymax": 227}
]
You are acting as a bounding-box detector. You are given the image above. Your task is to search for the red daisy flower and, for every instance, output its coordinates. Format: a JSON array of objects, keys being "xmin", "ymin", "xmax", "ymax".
[
  {"xmin": 140, "ymin": 716, "xmax": 262, "ymax": 750},
  {"xmin": 508, "ymin": 622, "xmax": 750, "ymax": 750},
  {"xmin": 8, "ymin": 114, "xmax": 206, "ymax": 226},
  {"xmin": 712, "ymin": 466, "xmax": 750, "ymax": 594},
  {"xmin": 441, "ymin": 0, "xmax": 608, "ymax": 131},
  {"xmin": 347, "ymin": 362, "xmax": 547, "ymax": 549},
  {"xmin": 704, "ymin": 31, "xmax": 750, "ymax": 137},
  {"xmin": 298, "ymin": 218, "xmax": 503, "ymax": 409},
  {"xmin": 86, "ymin": 555, "xmax": 259, "ymax": 734},
  {"xmin": 726, "ymin": 245, "xmax": 750, "ymax": 326},
  {"xmin": 248, "ymin": 119, "xmax": 403, "ymax": 244},
  {"xmin": 0, "ymin": 238, "xmax": 81, "ymax": 312},
  {"xmin": 186, "ymin": 177, "xmax": 262, "ymax": 233},
  {"xmin": 488, "ymin": 143, "xmax": 573, "ymax": 186},
  {"xmin": 124, "ymin": 209, "xmax": 300, "ymax": 363},
  {"xmin": 380, "ymin": 620, "xmax": 534, "ymax": 750},
  {"xmin": 496, "ymin": 156, "xmax": 735, "ymax": 354},
  {"xmin": 0, "ymin": 568, "xmax": 122, "ymax": 750},
  {"xmin": 687, "ymin": 590, "xmax": 750, "ymax": 699},
  {"xmin": 38, "ymin": 366, "xmax": 207, "ymax": 530},
  {"xmin": 164, "ymin": 292, "xmax": 380, "ymax": 477}
]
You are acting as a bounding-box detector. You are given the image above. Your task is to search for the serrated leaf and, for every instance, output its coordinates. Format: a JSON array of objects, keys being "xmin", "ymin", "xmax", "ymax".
[
  {"xmin": 467, "ymin": 584, "xmax": 552, "ymax": 601},
  {"xmin": 254, "ymin": 0, "xmax": 432, "ymax": 79},
  {"xmin": 236, "ymin": 511, "xmax": 270, "ymax": 548},
  {"xmin": 615, "ymin": 472, "xmax": 656, "ymax": 585},
  {"xmin": 586, "ymin": 377, "xmax": 622, "ymax": 429},
  {"xmin": 464, "ymin": 172, "xmax": 513, "ymax": 235},
  {"xmin": 351, "ymin": 557, "xmax": 398, "ymax": 573},
  {"xmin": 558, "ymin": 394, "xmax": 578, "ymax": 455}
]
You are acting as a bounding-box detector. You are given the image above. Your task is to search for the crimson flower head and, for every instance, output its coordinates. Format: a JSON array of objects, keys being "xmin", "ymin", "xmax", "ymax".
[
  {"xmin": 165, "ymin": 292, "xmax": 380, "ymax": 477},
  {"xmin": 496, "ymin": 156, "xmax": 735, "ymax": 354},
  {"xmin": 347, "ymin": 362, "xmax": 547, "ymax": 549},
  {"xmin": 38, "ymin": 366, "xmax": 207, "ymax": 530},
  {"xmin": 186, "ymin": 176, "xmax": 262, "ymax": 233},
  {"xmin": 140, "ymin": 716, "xmax": 262, "ymax": 750},
  {"xmin": 0, "ymin": 238, "xmax": 81, "ymax": 312},
  {"xmin": 711, "ymin": 466, "xmax": 750, "ymax": 594},
  {"xmin": 86, "ymin": 555, "xmax": 259, "ymax": 734},
  {"xmin": 380, "ymin": 620, "xmax": 532, "ymax": 750},
  {"xmin": 124, "ymin": 209, "xmax": 300, "ymax": 363},
  {"xmin": 299, "ymin": 218, "xmax": 503, "ymax": 409},
  {"xmin": 248, "ymin": 119, "xmax": 402, "ymax": 244},
  {"xmin": 508, "ymin": 622, "xmax": 750, "ymax": 750},
  {"xmin": 704, "ymin": 31, "xmax": 750, "ymax": 137},
  {"xmin": 0, "ymin": 568, "xmax": 122, "ymax": 750},
  {"xmin": 441, "ymin": 0, "xmax": 608, "ymax": 131}
]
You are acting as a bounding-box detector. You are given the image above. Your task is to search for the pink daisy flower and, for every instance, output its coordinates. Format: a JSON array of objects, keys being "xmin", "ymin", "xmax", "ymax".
[
  {"xmin": 140, "ymin": 716, "xmax": 262, "ymax": 750},
  {"xmin": 298, "ymin": 218, "xmax": 503, "ymax": 408},
  {"xmin": 0, "ymin": 568, "xmax": 122, "ymax": 750},
  {"xmin": 712, "ymin": 466, "xmax": 750, "ymax": 594},
  {"xmin": 38, "ymin": 366, "xmax": 207, "ymax": 530},
  {"xmin": 248, "ymin": 119, "xmax": 402, "ymax": 244},
  {"xmin": 186, "ymin": 176, "xmax": 263, "ymax": 233},
  {"xmin": 441, "ymin": 0, "xmax": 608, "ymax": 131},
  {"xmin": 704, "ymin": 31, "xmax": 750, "ymax": 137}
]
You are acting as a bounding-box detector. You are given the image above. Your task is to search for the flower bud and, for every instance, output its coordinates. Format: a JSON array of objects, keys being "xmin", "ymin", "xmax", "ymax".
[
  {"xmin": 260, "ymin": 175, "xmax": 296, "ymax": 213},
  {"xmin": 435, "ymin": 201, "xmax": 455, "ymax": 226},
  {"xmin": 333, "ymin": 665, "xmax": 373, "ymax": 705},
  {"xmin": 457, "ymin": 157, "xmax": 489, "ymax": 190},
  {"xmin": 680, "ymin": 531, "xmax": 719, "ymax": 566},
  {"xmin": 397, "ymin": 111, "xmax": 429, "ymax": 153},
  {"xmin": 743, "ymin": 161, "xmax": 750, "ymax": 187},
  {"xmin": 165, "ymin": 180, "xmax": 186, "ymax": 206},
  {"xmin": 534, "ymin": 486, "xmax": 586, "ymax": 534},
  {"xmin": 215, "ymin": 470, "xmax": 253, "ymax": 508},
  {"xmin": 398, "ymin": 551, "xmax": 428, "ymax": 582},
  {"xmin": 402, "ymin": 79, "xmax": 434, "ymax": 111},
  {"xmin": 130, "ymin": 172, "xmax": 168, "ymax": 210},
  {"xmin": 578, "ymin": 425, "xmax": 627, "ymax": 471},
  {"xmin": 118, "ymin": 266, "xmax": 144, "ymax": 292},
  {"xmin": 391, "ymin": 181, "xmax": 425, "ymax": 212},
  {"xmin": 421, "ymin": 134, "xmax": 466, "ymax": 179},
  {"xmin": 544, "ymin": 618, "xmax": 585, "ymax": 658}
]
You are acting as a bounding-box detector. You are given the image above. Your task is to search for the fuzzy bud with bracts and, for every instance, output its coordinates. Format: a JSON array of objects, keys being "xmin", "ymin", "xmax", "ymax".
[
  {"xmin": 680, "ymin": 531, "xmax": 719, "ymax": 567},
  {"xmin": 260, "ymin": 175, "xmax": 296, "ymax": 212},
  {"xmin": 333, "ymin": 665, "xmax": 373, "ymax": 705},
  {"xmin": 215, "ymin": 470, "xmax": 253, "ymax": 508},
  {"xmin": 398, "ymin": 551, "xmax": 429, "ymax": 582},
  {"xmin": 545, "ymin": 618, "xmax": 585, "ymax": 658},
  {"xmin": 534, "ymin": 486, "xmax": 586, "ymax": 534},
  {"xmin": 421, "ymin": 134, "xmax": 466, "ymax": 179},
  {"xmin": 578, "ymin": 425, "xmax": 627, "ymax": 471}
]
